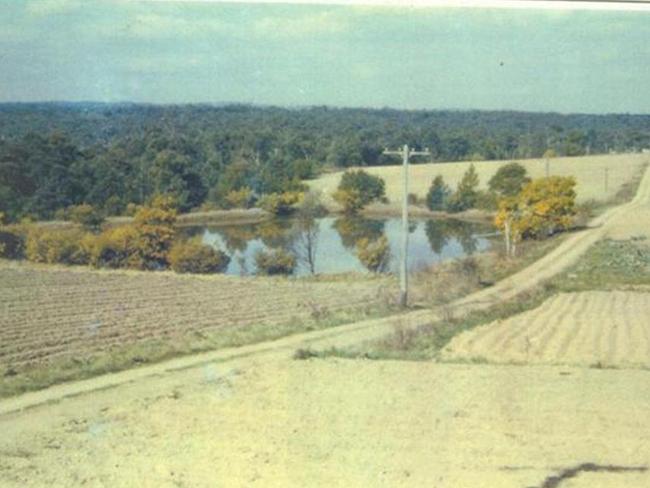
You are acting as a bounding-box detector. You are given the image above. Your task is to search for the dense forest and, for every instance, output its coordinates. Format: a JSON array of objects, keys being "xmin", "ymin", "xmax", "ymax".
[{"xmin": 1, "ymin": 102, "xmax": 650, "ymax": 221}]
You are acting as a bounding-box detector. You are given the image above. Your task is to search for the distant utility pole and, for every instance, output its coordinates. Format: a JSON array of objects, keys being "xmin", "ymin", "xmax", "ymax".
[{"xmin": 383, "ymin": 144, "xmax": 431, "ymax": 308}]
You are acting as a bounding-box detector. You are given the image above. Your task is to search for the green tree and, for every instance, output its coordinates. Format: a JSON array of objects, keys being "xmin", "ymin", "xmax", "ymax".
[
  {"xmin": 333, "ymin": 170, "xmax": 386, "ymax": 214},
  {"xmin": 488, "ymin": 162, "xmax": 531, "ymax": 197},
  {"xmin": 447, "ymin": 164, "xmax": 480, "ymax": 212},
  {"xmin": 151, "ymin": 150, "xmax": 206, "ymax": 212},
  {"xmin": 426, "ymin": 175, "xmax": 451, "ymax": 211}
]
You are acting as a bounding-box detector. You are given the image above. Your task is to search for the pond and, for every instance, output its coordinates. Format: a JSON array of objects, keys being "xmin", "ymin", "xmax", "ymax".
[{"xmin": 182, "ymin": 216, "xmax": 495, "ymax": 277}]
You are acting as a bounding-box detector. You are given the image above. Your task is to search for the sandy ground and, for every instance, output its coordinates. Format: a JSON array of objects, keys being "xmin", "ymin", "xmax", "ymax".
[
  {"xmin": 310, "ymin": 153, "xmax": 649, "ymax": 206},
  {"xmin": 1, "ymin": 359, "xmax": 650, "ymax": 488},
  {"xmin": 442, "ymin": 290, "xmax": 650, "ymax": 368}
]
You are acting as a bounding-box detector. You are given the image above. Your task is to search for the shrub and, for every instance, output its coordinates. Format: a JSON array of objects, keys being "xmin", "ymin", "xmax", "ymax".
[
  {"xmin": 488, "ymin": 162, "xmax": 531, "ymax": 197},
  {"xmin": 68, "ymin": 204, "xmax": 105, "ymax": 231},
  {"xmin": 495, "ymin": 176, "xmax": 577, "ymax": 256},
  {"xmin": 407, "ymin": 193, "xmax": 420, "ymax": 205},
  {"xmin": 25, "ymin": 227, "xmax": 90, "ymax": 265},
  {"xmin": 258, "ymin": 191, "xmax": 303, "ymax": 215},
  {"xmin": 355, "ymin": 236, "xmax": 391, "ymax": 273},
  {"xmin": 125, "ymin": 203, "xmax": 141, "ymax": 216},
  {"xmin": 255, "ymin": 248, "xmax": 296, "ymax": 275},
  {"xmin": 223, "ymin": 187, "xmax": 255, "ymax": 209},
  {"xmin": 87, "ymin": 225, "xmax": 139, "ymax": 268},
  {"xmin": 0, "ymin": 226, "xmax": 25, "ymax": 259},
  {"xmin": 426, "ymin": 175, "xmax": 451, "ymax": 211},
  {"xmin": 333, "ymin": 170, "xmax": 386, "ymax": 214},
  {"xmin": 131, "ymin": 200, "xmax": 177, "ymax": 270},
  {"xmin": 169, "ymin": 238, "xmax": 230, "ymax": 274}
]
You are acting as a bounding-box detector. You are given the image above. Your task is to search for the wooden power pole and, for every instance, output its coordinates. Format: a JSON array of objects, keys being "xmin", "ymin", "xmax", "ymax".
[{"xmin": 383, "ymin": 144, "xmax": 431, "ymax": 307}]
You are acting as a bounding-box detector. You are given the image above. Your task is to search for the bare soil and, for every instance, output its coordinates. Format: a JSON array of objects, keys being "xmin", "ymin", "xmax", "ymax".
[{"xmin": 442, "ymin": 290, "xmax": 650, "ymax": 368}]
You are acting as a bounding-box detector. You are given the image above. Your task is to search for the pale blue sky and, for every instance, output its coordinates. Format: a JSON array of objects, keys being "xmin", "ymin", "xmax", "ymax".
[{"xmin": 1, "ymin": 1, "xmax": 649, "ymax": 113}]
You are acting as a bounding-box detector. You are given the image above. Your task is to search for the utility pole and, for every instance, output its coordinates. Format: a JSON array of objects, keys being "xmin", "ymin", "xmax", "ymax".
[{"xmin": 383, "ymin": 144, "xmax": 431, "ymax": 308}]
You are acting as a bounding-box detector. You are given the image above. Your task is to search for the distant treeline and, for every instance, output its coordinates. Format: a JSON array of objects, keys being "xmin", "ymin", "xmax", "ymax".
[{"xmin": 1, "ymin": 102, "xmax": 649, "ymax": 221}]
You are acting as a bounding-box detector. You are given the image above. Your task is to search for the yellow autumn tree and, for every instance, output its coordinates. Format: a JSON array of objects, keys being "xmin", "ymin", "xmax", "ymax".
[{"xmin": 495, "ymin": 176, "xmax": 576, "ymax": 256}]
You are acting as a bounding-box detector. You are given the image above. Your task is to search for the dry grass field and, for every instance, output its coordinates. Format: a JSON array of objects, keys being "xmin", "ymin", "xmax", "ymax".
[
  {"xmin": 441, "ymin": 290, "xmax": 650, "ymax": 368},
  {"xmin": 310, "ymin": 153, "xmax": 649, "ymax": 206},
  {"xmin": 0, "ymin": 260, "xmax": 391, "ymax": 379}
]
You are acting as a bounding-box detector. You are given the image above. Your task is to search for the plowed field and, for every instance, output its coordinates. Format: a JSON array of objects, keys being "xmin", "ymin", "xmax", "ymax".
[
  {"xmin": 0, "ymin": 262, "xmax": 389, "ymax": 371},
  {"xmin": 442, "ymin": 290, "xmax": 650, "ymax": 368}
]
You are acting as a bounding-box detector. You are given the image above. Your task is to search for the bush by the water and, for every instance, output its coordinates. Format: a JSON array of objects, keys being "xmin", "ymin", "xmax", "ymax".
[
  {"xmin": 447, "ymin": 164, "xmax": 480, "ymax": 213},
  {"xmin": 0, "ymin": 226, "xmax": 25, "ymax": 259},
  {"xmin": 426, "ymin": 175, "xmax": 451, "ymax": 211},
  {"xmin": 25, "ymin": 227, "xmax": 90, "ymax": 265},
  {"xmin": 258, "ymin": 191, "xmax": 303, "ymax": 215},
  {"xmin": 169, "ymin": 238, "xmax": 230, "ymax": 274},
  {"xmin": 333, "ymin": 170, "xmax": 386, "ymax": 214},
  {"xmin": 86, "ymin": 225, "xmax": 139, "ymax": 268},
  {"xmin": 255, "ymin": 248, "xmax": 296, "ymax": 275},
  {"xmin": 223, "ymin": 187, "xmax": 255, "ymax": 209}
]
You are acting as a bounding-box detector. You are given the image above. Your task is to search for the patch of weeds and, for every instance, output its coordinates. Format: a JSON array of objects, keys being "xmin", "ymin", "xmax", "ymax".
[
  {"xmin": 557, "ymin": 239, "xmax": 650, "ymax": 291},
  {"xmin": 293, "ymin": 348, "xmax": 320, "ymax": 360},
  {"xmin": 589, "ymin": 361, "xmax": 619, "ymax": 370}
]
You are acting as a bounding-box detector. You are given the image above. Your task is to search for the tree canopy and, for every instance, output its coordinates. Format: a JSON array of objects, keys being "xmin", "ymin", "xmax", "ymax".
[{"xmin": 1, "ymin": 102, "xmax": 649, "ymax": 222}]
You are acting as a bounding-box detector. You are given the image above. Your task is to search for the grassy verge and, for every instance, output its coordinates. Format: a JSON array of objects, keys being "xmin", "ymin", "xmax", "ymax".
[
  {"xmin": 0, "ymin": 303, "xmax": 399, "ymax": 399},
  {"xmin": 302, "ymin": 238, "xmax": 650, "ymax": 362}
]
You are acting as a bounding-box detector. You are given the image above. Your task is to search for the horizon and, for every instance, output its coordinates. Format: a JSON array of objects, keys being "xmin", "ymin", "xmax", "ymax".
[{"xmin": 2, "ymin": 2, "xmax": 650, "ymax": 114}]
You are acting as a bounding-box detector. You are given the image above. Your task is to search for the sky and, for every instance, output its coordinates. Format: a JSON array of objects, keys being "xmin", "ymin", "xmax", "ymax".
[{"xmin": 1, "ymin": 0, "xmax": 650, "ymax": 114}]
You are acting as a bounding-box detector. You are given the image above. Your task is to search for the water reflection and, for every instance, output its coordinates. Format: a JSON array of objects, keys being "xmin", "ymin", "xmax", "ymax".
[
  {"xmin": 191, "ymin": 216, "xmax": 492, "ymax": 277},
  {"xmin": 332, "ymin": 217, "xmax": 385, "ymax": 249},
  {"xmin": 425, "ymin": 219, "xmax": 480, "ymax": 256}
]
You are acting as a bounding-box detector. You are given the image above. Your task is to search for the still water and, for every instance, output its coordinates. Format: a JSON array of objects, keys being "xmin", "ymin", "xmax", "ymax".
[{"xmin": 182, "ymin": 217, "xmax": 494, "ymax": 277}]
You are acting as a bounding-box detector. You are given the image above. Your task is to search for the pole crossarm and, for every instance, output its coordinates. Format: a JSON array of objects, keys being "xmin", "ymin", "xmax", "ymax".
[{"xmin": 381, "ymin": 145, "xmax": 431, "ymax": 307}]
